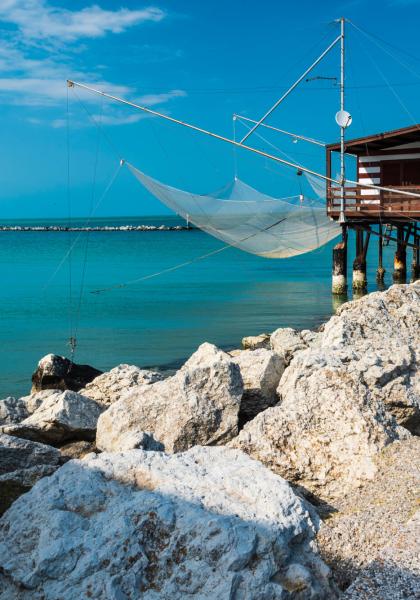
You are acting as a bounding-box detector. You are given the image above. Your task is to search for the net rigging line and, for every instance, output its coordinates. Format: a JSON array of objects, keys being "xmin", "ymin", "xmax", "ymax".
[
  {"xmin": 43, "ymin": 161, "xmax": 123, "ymax": 292},
  {"xmin": 91, "ymin": 214, "xmax": 288, "ymax": 295},
  {"xmin": 66, "ymin": 84, "xmax": 75, "ymax": 359},
  {"xmin": 71, "ymin": 96, "xmax": 104, "ymax": 356}
]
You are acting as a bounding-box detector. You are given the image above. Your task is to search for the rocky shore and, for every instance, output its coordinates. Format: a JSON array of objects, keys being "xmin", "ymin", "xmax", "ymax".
[{"xmin": 0, "ymin": 281, "xmax": 419, "ymax": 599}]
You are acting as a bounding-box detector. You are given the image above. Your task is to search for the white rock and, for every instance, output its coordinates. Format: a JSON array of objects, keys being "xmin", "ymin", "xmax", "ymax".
[
  {"xmin": 270, "ymin": 327, "xmax": 308, "ymax": 364},
  {"xmin": 0, "ymin": 390, "xmax": 56, "ymax": 426},
  {"xmin": 96, "ymin": 343, "xmax": 243, "ymax": 453},
  {"xmin": 80, "ymin": 364, "xmax": 163, "ymax": 406},
  {"xmin": 321, "ymin": 282, "xmax": 420, "ymax": 434},
  {"xmin": 0, "ymin": 446, "xmax": 337, "ymax": 599},
  {"xmin": 230, "ymin": 347, "xmax": 401, "ymax": 501},
  {"xmin": 232, "ymin": 349, "xmax": 284, "ymax": 423},
  {"xmin": 2, "ymin": 390, "xmax": 104, "ymax": 445},
  {"xmin": 230, "ymin": 283, "xmax": 420, "ymax": 500}
]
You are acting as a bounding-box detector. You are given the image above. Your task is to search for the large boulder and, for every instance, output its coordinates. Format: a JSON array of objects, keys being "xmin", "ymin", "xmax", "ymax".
[
  {"xmin": 80, "ymin": 364, "xmax": 163, "ymax": 406},
  {"xmin": 0, "ymin": 446, "xmax": 337, "ymax": 599},
  {"xmin": 2, "ymin": 390, "xmax": 104, "ymax": 445},
  {"xmin": 317, "ymin": 437, "xmax": 420, "ymax": 593},
  {"xmin": 230, "ymin": 282, "xmax": 420, "ymax": 500},
  {"xmin": 0, "ymin": 390, "xmax": 57, "ymax": 426},
  {"xmin": 230, "ymin": 347, "xmax": 402, "ymax": 500},
  {"xmin": 320, "ymin": 282, "xmax": 420, "ymax": 434},
  {"xmin": 0, "ymin": 434, "xmax": 65, "ymax": 515},
  {"xmin": 31, "ymin": 354, "xmax": 102, "ymax": 393},
  {"xmin": 96, "ymin": 343, "xmax": 243, "ymax": 453},
  {"xmin": 232, "ymin": 349, "xmax": 284, "ymax": 424}
]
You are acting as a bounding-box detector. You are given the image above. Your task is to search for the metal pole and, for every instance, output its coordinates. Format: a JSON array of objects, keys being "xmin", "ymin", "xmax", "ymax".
[
  {"xmin": 239, "ymin": 35, "xmax": 342, "ymax": 144},
  {"xmin": 339, "ymin": 17, "xmax": 346, "ymax": 224}
]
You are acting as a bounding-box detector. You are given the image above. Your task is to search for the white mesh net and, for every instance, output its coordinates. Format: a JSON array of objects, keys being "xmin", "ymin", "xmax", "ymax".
[{"xmin": 128, "ymin": 163, "xmax": 340, "ymax": 258}]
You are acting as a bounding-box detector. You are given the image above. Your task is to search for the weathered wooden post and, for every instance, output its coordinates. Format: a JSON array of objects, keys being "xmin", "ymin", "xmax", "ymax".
[
  {"xmin": 393, "ymin": 225, "xmax": 407, "ymax": 282},
  {"xmin": 332, "ymin": 226, "xmax": 347, "ymax": 295},
  {"xmin": 352, "ymin": 227, "xmax": 369, "ymax": 292},
  {"xmin": 376, "ymin": 225, "xmax": 385, "ymax": 283},
  {"xmin": 412, "ymin": 234, "xmax": 420, "ymax": 281}
]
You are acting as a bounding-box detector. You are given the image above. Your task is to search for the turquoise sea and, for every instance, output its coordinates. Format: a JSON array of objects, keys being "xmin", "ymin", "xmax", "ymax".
[{"xmin": 0, "ymin": 215, "xmax": 402, "ymax": 398}]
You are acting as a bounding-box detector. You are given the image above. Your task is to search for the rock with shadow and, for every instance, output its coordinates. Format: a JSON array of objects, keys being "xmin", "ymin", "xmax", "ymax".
[
  {"xmin": 0, "ymin": 446, "xmax": 338, "ymax": 599},
  {"xmin": 0, "ymin": 433, "xmax": 66, "ymax": 516},
  {"xmin": 96, "ymin": 343, "xmax": 243, "ymax": 453},
  {"xmin": 31, "ymin": 354, "xmax": 102, "ymax": 394},
  {"xmin": 2, "ymin": 390, "xmax": 104, "ymax": 445}
]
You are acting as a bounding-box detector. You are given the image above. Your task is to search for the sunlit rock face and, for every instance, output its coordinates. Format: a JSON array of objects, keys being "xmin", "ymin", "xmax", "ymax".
[
  {"xmin": 2, "ymin": 391, "xmax": 104, "ymax": 445},
  {"xmin": 96, "ymin": 343, "xmax": 243, "ymax": 453},
  {"xmin": 231, "ymin": 282, "xmax": 420, "ymax": 501},
  {"xmin": 0, "ymin": 446, "xmax": 337, "ymax": 599},
  {"xmin": 80, "ymin": 364, "xmax": 163, "ymax": 406}
]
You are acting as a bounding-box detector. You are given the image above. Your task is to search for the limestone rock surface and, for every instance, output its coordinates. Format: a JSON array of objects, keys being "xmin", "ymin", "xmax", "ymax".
[
  {"xmin": 321, "ymin": 282, "xmax": 420, "ymax": 434},
  {"xmin": 96, "ymin": 343, "xmax": 243, "ymax": 453},
  {"xmin": 80, "ymin": 364, "xmax": 163, "ymax": 406},
  {"xmin": 0, "ymin": 434, "xmax": 64, "ymax": 515},
  {"xmin": 0, "ymin": 390, "xmax": 56, "ymax": 426},
  {"xmin": 241, "ymin": 333, "xmax": 270, "ymax": 350},
  {"xmin": 232, "ymin": 348, "xmax": 284, "ymax": 424},
  {"xmin": 270, "ymin": 327, "xmax": 309, "ymax": 365},
  {"xmin": 31, "ymin": 353, "xmax": 102, "ymax": 393},
  {"xmin": 230, "ymin": 347, "xmax": 401, "ymax": 500},
  {"xmin": 230, "ymin": 283, "xmax": 420, "ymax": 499},
  {"xmin": 0, "ymin": 446, "xmax": 337, "ymax": 599},
  {"xmin": 2, "ymin": 390, "xmax": 104, "ymax": 445}
]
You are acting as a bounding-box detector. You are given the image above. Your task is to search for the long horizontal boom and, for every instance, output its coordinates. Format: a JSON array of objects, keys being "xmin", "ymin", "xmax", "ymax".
[
  {"xmin": 67, "ymin": 79, "xmax": 333, "ymax": 183},
  {"xmin": 67, "ymin": 79, "xmax": 420, "ymax": 200}
]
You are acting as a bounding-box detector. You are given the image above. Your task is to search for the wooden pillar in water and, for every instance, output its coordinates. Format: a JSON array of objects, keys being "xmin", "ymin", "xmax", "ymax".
[
  {"xmin": 412, "ymin": 234, "xmax": 420, "ymax": 281},
  {"xmin": 332, "ymin": 225, "xmax": 347, "ymax": 295},
  {"xmin": 353, "ymin": 227, "xmax": 369, "ymax": 292},
  {"xmin": 376, "ymin": 225, "xmax": 385, "ymax": 282},
  {"xmin": 393, "ymin": 225, "xmax": 407, "ymax": 283}
]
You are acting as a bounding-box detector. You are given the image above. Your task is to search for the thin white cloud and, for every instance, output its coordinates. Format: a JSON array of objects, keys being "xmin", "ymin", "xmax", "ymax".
[
  {"xmin": 0, "ymin": 75, "xmax": 133, "ymax": 106},
  {"xmin": 0, "ymin": 1, "xmax": 166, "ymax": 43},
  {"xmin": 136, "ymin": 89, "xmax": 187, "ymax": 106}
]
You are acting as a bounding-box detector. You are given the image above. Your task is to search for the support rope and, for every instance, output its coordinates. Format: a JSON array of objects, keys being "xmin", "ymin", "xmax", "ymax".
[
  {"xmin": 91, "ymin": 214, "xmax": 287, "ymax": 295},
  {"xmin": 43, "ymin": 161, "xmax": 123, "ymax": 292}
]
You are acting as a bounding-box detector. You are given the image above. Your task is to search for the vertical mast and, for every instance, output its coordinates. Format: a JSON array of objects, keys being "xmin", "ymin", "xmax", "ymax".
[{"xmin": 339, "ymin": 16, "xmax": 346, "ymax": 224}]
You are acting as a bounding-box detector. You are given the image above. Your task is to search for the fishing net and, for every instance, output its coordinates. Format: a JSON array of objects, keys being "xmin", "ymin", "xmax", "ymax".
[{"xmin": 128, "ymin": 163, "xmax": 340, "ymax": 258}]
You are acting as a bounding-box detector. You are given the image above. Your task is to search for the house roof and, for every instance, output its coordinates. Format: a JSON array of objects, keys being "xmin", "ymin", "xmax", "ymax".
[{"xmin": 326, "ymin": 124, "xmax": 420, "ymax": 154}]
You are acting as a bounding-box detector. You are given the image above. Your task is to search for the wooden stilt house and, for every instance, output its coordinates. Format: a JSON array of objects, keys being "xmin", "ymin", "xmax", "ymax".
[{"xmin": 326, "ymin": 125, "xmax": 420, "ymax": 292}]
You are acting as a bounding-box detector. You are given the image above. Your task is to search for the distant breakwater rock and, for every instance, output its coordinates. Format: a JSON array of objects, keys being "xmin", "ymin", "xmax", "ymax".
[
  {"xmin": 0, "ymin": 281, "xmax": 419, "ymax": 598},
  {"xmin": 0, "ymin": 224, "xmax": 191, "ymax": 232}
]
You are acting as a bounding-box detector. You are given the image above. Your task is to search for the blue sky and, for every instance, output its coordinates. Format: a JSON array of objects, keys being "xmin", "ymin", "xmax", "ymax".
[{"xmin": 1, "ymin": 0, "xmax": 420, "ymax": 218}]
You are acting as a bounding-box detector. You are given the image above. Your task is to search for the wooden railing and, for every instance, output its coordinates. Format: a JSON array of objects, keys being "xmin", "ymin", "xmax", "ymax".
[{"xmin": 327, "ymin": 185, "xmax": 420, "ymax": 218}]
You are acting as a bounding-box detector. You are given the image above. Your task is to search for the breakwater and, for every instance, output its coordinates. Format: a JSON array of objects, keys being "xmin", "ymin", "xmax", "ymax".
[{"xmin": 0, "ymin": 224, "xmax": 191, "ymax": 232}]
